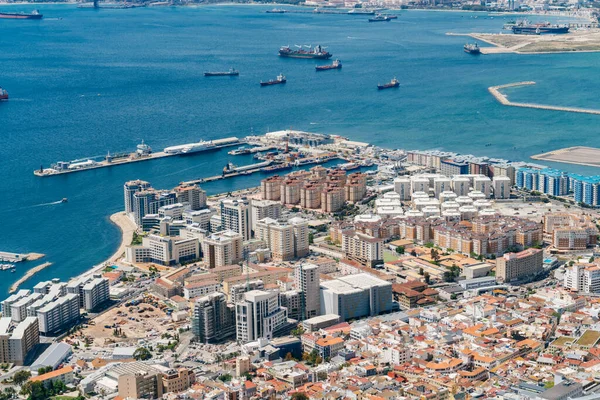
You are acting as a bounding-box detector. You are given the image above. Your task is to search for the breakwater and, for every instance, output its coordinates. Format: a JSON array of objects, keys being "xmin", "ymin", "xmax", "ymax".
[
  {"xmin": 489, "ymin": 82, "xmax": 600, "ymax": 115},
  {"xmin": 9, "ymin": 262, "xmax": 53, "ymax": 293}
]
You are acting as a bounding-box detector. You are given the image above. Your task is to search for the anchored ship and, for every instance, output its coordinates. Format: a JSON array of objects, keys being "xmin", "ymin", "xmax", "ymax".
[
  {"xmin": 204, "ymin": 68, "xmax": 239, "ymax": 77},
  {"xmin": 260, "ymin": 73, "xmax": 286, "ymax": 87},
  {"xmin": 377, "ymin": 78, "xmax": 400, "ymax": 90},
  {"xmin": 369, "ymin": 14, "xmax": 391, "ymax": 22},
  {"xmin": 163, "ymin": 140, "xmax": 216, "ymax": 155},
  {"xmin": 0, "ymin": 87, "xmax": 8, "ymax": 101},
  {"xmin": 316, "ymin": 59, "xmax": 342, "ymax": 71},
  {"xmin": 279, "ymin": 45, "xmax": 332, "ymax": 59},
  {"xmin": 464, "ymin": 43, "xmax": 481, "ymax": 54},
  {"xmin": 0, "ymin": 9, "xmax": 43, "ymax": 19},
  {"xmin": 512, "ymin": 20, "xmax": 569, "ymax": 35}
]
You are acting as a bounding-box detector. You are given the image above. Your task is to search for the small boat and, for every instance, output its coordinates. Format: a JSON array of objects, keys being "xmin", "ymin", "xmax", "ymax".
[
  {"xmin": 260, "ymin": 73, "xmax": 286, "ymax": 87},
  {"xmin": 10, "ymin": 269, "xmax": 15, "ymax": 273},
  {"xmin": 385, "ymin": 14, "xmax": 398, "ymax": 19},
  {"xmin": 61, "ymin": 198, "xmax": 68, "ymax": 203},
  {"xmin": 464, "ymin": 43, "xmax": 481, "ymax": 55},
  {"xmin": 316, "ymin": 59, "xmax": 342, "ymax": 71},
  {"xmin": 204, "ymin": 68, "xmax": 239, "ymax": 77},
  {"xmin": 266, "ymin": 8, "xmax": 285, "ymax": 13},
  {"xmin": 369, "ymin": 14, "xmax": 391, "ymax": 22},
  {"xmin": 377, "ymin": 77, "xmax": 400, "ymax": 90},
  {"xmin": 0, "ymin": 87, "xmax": 8, "ymax": 101}
]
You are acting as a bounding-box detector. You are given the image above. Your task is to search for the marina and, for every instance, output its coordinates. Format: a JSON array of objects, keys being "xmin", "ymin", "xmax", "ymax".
[
  {"xmin": 489, "ymin": 82, "xmax": 600, "ymax": 115},
  {"xmin": 0, "ymin": 251, "xmax": 45, "ymax": 263},
  {"xmin": 33, "ymin": 137, "xmax": 241, "ymax": 177}
]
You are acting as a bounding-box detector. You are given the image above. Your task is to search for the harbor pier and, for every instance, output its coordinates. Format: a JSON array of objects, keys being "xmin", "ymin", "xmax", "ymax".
[
  {"xmin": 33, "ymin": 137, "xmax": 241, "ymax": 178},
  {"xmin": 489, "ymin": 82, "xmax": 600, "ymax": 115},
  {"xmin": 0, "ymin": 251, "xmax": 45, "ymax": 263}
]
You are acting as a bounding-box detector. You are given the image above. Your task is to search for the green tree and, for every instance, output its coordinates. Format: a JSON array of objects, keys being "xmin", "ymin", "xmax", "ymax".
[
  {"xmin": 308, "ymin": 233, "xmax": 314, "ymax": 245},
  {"xmin": 133, "ymin": 347, "xmax": 152, "ymax": 361},
  {"xmin": 395, "ymin": 246, "xmax": 405, "ymax": 255},
  {"xmin": 291, "ymin": 393, "xmax": 310, "ymax": 400},
  {"xmin": 424, "ymin": 272, "xmax": 431, "ymax": 284},
  {"xmin": 218, "ymin": 373, "xmax": 233, "ymax": 382},
  {"xmin": 13, "ymin": 370, "xmax": 31, "ymax": 386}
]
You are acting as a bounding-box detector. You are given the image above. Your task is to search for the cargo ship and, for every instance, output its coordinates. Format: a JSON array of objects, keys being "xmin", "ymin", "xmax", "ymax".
[
  {"xmin": 204, "ymin": 68, "xmax": 239, "ymax": 77},
  {"xmin": 279, "ymin": 45, "xmax": 332, "ymax": 59},
  {"xmin": 316, "ymin": 59, "xmax": 342, "ymax": 71},
  {"xmin": 0, "ymin": 87, "xmax": 8, "ymax": 101},
  {"xmin": 163, "ymin": 140, "xmax": 216, "ymax": 155},
  {"xmin": 464, "ymin": 43, "xmax": 481, "ymax": 54},
  {"xmin": 369, "ymin": 14, "xmax": 391, "ymax": 22},
  {"xmin": 0, "ymin": 10, "xmax": 43, "ymax": 19},
  {"xmin": 377, "ymin": 78, "xmax": 399, "ymax": 90},
  {"xmin": 512, "ymin": 21, "xmax": 569, "ymax": 35},
  {"xmin": 260, "ymin": 73, "xmax": 286, "ymax": 87}
]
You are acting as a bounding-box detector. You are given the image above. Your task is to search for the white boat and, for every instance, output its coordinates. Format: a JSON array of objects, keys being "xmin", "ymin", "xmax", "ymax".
[{"xmin": 163, "ymin": 140, "xmax": 216, "ymax": 155}]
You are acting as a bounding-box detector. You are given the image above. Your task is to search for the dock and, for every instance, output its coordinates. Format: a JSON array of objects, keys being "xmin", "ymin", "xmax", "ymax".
[
  {"xmin": 9, "ymin": 262, "xmax": 52, "ymax": 293},
  {"xmin": 489, "ymin": 82, "xmax": 600, "ymax": 115},
  {"xmin": 0, "ymin": 252, "xmax": 45, "ymax": 263},
  {"xmin": 33, "ymin": 138, "xmax": 241, "ymax": 177}
]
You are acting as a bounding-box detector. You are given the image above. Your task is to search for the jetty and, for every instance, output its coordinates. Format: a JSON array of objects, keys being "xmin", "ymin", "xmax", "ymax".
[
  {"xmin": 0, "ymin": 251, "xmax": 45, "ymax": 263},
  {"xmin": 33, "ymin": 137, "xmax": 241, "ymax": 178},
  {"xmin": 9, "ymin": 262, "xmax": 52, "ymax": 293},
  {"xmin": 489, "ymin": 82, "xmax": 600, "ymax": 115}
]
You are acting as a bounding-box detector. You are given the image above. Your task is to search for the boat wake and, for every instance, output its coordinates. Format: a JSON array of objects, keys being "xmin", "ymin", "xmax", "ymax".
[{"xmin": 35, "ymin": 200, "xmax": 66, "ymax": 207}]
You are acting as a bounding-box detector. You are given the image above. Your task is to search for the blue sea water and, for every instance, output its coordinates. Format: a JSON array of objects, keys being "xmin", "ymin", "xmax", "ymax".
[{"xmin": 0, "ymin": 5, "xmax": 599, "ymax": 294}]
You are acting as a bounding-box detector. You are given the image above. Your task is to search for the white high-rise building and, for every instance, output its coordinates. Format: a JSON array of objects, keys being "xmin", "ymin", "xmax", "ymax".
[
  {"xmin": 235, "ymin": 290, "xmax": 288, "ymax": 343},
  {"xmin": 254, "ymin": 217, "xmax": 309, "ymax": 261},
  {"xmin": 433, "ymin": 177, "xmax": 452, "ymax": 199},
  {"xmin": 295, "ymin": 264, "xmax": 320, "ymax": 320},
  {"xmin": 493, "ymin": 176, "xmax": 512, "ymax": 199},
  {"xmin": 0, "ymin": 317, "xmax": 39, "ymax": 365},
  {"xmin": 124, "ymin": 180, "xmax": 151, "ymax": 216},
  {"xmin": 201, "ymin": 230, "xmax": 243, "ymax": 268},
  {"xmin": 220, "ymin": 198, "xmax": 252, "ymax": 241},
  {"xmin": 250, "ymin": 199, "xmax": 282, "ymax": 233},
  {"xmin": 473, "ymin": 176, "xmax": 492, "ymax": 199},
  {"xmin": 564, "ymin": 264, "xmax": 600, "ymax": 294},
  {"xmin": 394, "ymin": 177, "xmax": 411, "ymax": 201},
  {"xmin": 411, "ymin": 177, "xmax": 430, "ymax": 195},
  {"xmin": 37, "ymin": 293, "xmax": 80, "ymax": 335},
  {"xmin": 452, "ymin": 176, "xmax": 470, "ymax": 197},
  {"xmin": 82, "ymin": 278, "xmax": 110, "ymax": 312}
]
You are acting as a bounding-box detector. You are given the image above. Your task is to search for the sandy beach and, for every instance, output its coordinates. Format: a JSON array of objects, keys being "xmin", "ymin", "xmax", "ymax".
[{"xmin": 107, "ymin": 211, "xmax": 136, "ymax": 265}]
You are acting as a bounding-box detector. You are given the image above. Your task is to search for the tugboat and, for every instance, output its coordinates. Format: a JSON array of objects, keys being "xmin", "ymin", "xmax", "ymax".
[
  {"xmin": 464, "ymin": 43, "xmax": 481, "ymax": 54},
  {"xmin": 0, "ymin": 87, "xmax": 8, "ymax": 101},
  {"xmin": 260, "ymin": 73, "xmax": 286, "ymax": 87},
  {"xmin": 369, "ymin": 14, "xmax": 391, "ymax": 22},
  {"xmin": 204, "ymin": 68, "xmax": 240, "ymax": 77},
  {"xmin": 0, "ymin": 9, "xmax": 43, "ymax": 19},
  {"xmin": 316, "ymin": 59, "xmax": 342, "ymax": 71},
  {"xmin": 377, "ymin": 78, "xmax": 400, "ymax": 90},
  {"xmin": 279, "ymin": 45, "xmax": 332, "ymax": 59}
]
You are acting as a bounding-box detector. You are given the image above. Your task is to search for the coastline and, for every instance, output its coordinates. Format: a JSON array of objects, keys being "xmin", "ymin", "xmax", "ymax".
[{"xmin": 107, "ymin": 211, "xmax": 136, "ymax": 265}]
